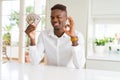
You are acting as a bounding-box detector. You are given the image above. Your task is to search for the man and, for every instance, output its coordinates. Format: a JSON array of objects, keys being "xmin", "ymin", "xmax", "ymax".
[{"xmin": 25, "ymin": 4, "xmax": 85, "ymax": 69}]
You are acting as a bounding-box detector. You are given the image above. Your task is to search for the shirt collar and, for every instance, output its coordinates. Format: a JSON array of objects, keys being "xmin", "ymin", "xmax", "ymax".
[
  {"xmin": 48, "ymin": 29, "xmax": 69, "ymax": 38},
  {"xmin": 48, "ymin": 29, "xmax": 54, "ymax": 37}
]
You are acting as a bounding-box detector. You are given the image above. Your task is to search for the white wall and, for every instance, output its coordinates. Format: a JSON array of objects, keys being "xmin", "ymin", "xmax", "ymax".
[
  {"xmin": 91, "ymin": 0, "xmax": 120, "ymax": 16},
  {"xmin": 86, "ymin": 59, "xmax": 120, "ymax": 71}
]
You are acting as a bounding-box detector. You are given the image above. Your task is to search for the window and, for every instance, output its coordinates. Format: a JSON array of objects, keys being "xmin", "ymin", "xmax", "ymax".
[
  {"xmin": 1, "ymin": 0, "xmax": 20, "ymax": 62},
  {"xmin": 87, "ymin": 0, "xmax": 120, "ymax": 61},
  {"xmin": 0, "ymin": 0, "xmax": 46, "ymax": 63},
  {"xmin": 94, "ymin": 19, "xmax": 120, "ymax": 39},
  {"xmin": 87, "ymin": 18, "xmax": 120, "ymax": 61}
]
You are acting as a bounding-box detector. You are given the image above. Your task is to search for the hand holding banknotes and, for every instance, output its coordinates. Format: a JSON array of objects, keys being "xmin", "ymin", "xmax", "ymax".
[
  {"xmin": 26, "ymin": 13, "xmax": 41, "ymax": 25},
  {"xmin": 25, "ymin": 13, "xmax": 41, "ymax": 45}
]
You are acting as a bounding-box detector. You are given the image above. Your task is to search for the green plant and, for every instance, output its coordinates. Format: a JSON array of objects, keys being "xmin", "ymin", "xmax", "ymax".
[
  {"xmin": 94, "ymin": 37, "xmax": 108, "ymax": 46},
  {"xmin": 3, "ymin": 33, "xmax": 11, "ymax": 45},
  {"xmin": 94, "ymin": 37, "xmax": 115, "ymax": 46},
  {"xmin": 107, "ymin": 37, "xmax": 115, "ymax": 42},
  {"xmin": 3, "ymin": 10, "xmax": 18, "ymax": 46},
  {"xmin": 26, "ymin": 6, "xmax": 34, "ymax": 15},
  {"xmin": 3, "ymin": 24, "xmax": 13, "ymax": 45},
  {"xmin": 9, "ymin": 11, "xmax": 19, "ymax": 26}
]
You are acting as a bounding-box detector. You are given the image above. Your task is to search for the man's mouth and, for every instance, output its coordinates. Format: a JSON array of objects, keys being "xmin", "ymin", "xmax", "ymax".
[{"xmin": 53, "ymin": 23, "xmax": 59, "ymax": 27}]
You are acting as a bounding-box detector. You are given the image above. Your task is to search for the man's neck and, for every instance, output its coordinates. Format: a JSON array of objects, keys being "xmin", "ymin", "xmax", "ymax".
[{"xmin": 54, "ymin": 29, "xmax": 65, "ymax": 37}]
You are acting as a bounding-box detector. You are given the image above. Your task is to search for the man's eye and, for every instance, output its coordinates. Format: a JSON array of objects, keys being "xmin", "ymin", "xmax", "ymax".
[
  {"xmin": 57, "ymin": 16, "xmax": 62, "ymax": 19},
  {"xmin": 51, "ymin": 17, "xmax": 54, "ymax": 19}
]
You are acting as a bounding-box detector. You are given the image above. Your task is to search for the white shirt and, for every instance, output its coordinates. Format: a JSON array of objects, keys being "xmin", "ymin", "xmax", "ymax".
[{"xmin": 29, "ymin": 29, "xmax": 85, "ymax": 69}]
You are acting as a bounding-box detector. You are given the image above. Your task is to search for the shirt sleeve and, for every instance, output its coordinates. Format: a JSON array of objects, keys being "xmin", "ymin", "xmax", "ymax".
[
  {"xmin": 72, "ymin": 32, "xmax": 86, "ymax": 69},
  {"xmin": 29, "ymin": 32, "xmax": 45, "ymax": 65}
]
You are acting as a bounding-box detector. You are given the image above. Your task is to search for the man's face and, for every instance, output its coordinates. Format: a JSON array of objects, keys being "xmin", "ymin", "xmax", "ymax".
[{"xmin": 51, "ymin": 9, "xmax": 67, "ymax": 30}]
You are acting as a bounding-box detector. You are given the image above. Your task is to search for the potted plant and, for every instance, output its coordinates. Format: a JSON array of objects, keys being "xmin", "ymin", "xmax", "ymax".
[
  {"xmin": 94, "ymin": 37, "xmax": 108, "ymax": 46},
  {"xmin": 94, "ymin": 37, "xmax": 108, "ymax": 55},
  {"xmin": 3, "ymin": 24, "xmax": 13, "ymax": 45}
]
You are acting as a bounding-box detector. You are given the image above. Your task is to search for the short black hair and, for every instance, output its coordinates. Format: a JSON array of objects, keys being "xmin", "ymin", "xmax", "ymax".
[{"xmin": 51, "ymin": 4, "xmax": 67, "ymax": 12}]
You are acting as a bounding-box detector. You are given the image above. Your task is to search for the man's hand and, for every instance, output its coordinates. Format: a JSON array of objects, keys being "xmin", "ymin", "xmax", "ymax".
[
  {"xmin": 64, "ymin": 17, "xmax": 78, "ymax": 46},
  {"xmin": 25, "ymin": 24, "xmax": 36, "ymax": 45},
  {"xmin": 64, "ymin": 16, "xmax": 76, "ymax": 37},
  {"xmin": 25, "ymin": 13, "xmax": 40, "ymax": 45}
]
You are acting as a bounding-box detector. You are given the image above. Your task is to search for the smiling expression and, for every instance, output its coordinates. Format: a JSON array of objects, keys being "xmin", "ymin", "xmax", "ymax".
[{"xmin": 51, "ymin": 9, "xmax": 67, "ymax": 30}]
